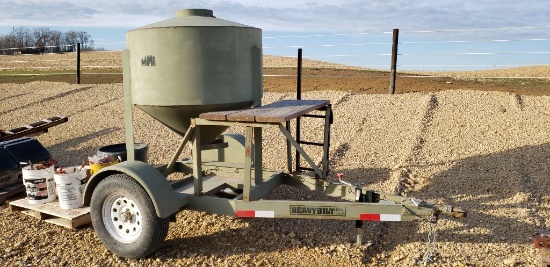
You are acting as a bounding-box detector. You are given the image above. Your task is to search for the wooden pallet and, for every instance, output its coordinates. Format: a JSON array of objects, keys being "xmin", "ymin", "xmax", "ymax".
[
  {"xmin": 0, "ymin": 183, "xmax": 25, "ymax": 205},
  {"xmin": 9, "ymin": 198, "xmax": 90, "ymax": 229}
]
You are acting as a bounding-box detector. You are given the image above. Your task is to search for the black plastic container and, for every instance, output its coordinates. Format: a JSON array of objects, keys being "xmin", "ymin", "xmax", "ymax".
[
  {"xmin": 0, "ymin": 147, "xmax": 18, "ymax": 172},
  {"xmin": 1, "ymin": 137, "xmax": 50, "ymax": 188},
  {"xmin": 0, "ymin": 137, "xmax": 51, "ymax": 167},
  {"xmin": 96, "ymin": 143, "xmax": 148, "ymax": 163},
  {"xmin": 0, "ymin": 147, "xmax": 21, "ymax": 188}
]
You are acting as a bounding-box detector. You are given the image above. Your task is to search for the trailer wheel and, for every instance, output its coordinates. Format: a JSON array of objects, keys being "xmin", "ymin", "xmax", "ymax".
[{"xmin": 90, "ymin": 173, "xmax": 169, "ymax": 259}]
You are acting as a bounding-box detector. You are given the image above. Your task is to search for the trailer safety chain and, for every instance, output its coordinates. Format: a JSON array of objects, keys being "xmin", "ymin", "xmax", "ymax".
[{"xmin": 419, "ymin": 212, "xmax": 439, "ymax": 265}]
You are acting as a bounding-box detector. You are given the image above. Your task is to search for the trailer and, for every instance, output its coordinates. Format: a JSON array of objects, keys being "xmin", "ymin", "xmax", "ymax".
[{"xmin": 81, "ymin": 9, "xmax": 466, "ymax": 260}]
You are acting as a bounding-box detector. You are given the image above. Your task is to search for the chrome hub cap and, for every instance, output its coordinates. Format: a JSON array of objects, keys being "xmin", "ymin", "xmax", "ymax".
[{"xmin": 103, "ymin": 195, "xmax": 143, "ymax": 243}]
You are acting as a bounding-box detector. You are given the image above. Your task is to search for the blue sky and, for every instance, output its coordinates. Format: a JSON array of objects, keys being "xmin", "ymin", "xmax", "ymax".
[{"xmin": 1, "ymin": 0, "xmax": 549, "ymax": 71}]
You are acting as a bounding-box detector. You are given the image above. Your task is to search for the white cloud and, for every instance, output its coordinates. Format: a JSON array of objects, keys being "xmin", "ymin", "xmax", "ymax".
[{"xmin": 0, "ymin": 0, "xmax": 548, "ymax": 38}]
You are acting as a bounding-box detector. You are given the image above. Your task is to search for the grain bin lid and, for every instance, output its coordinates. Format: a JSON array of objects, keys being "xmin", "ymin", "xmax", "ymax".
[{"xmin": 132, "ymin": 9, "xmax": 257, "ymax": 31}]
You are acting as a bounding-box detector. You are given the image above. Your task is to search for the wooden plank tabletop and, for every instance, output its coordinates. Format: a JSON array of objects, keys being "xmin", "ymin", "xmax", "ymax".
[{"xmin": 199, "ymin": 100, "xmax": 329, "ymax": 123}]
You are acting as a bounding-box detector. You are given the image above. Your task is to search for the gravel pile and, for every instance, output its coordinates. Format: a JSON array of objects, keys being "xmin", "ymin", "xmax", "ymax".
[
  {"xmin": 263, "ymin": 55, "xmax": 366, "ymax": 70},
  {"xmin": 0, "ymin": 53, "xmax": 354, "ymax": 72},
  {"xmin": 0, "ymin": 52, "xmax": 122, "ymax": 71},
  {"xmin": 1, "ymin": 82, "xmax": 549, "ymax": 266},
  {"xmin": 413, "ymin": 65, "xmax": 550, "ymax": 79}
]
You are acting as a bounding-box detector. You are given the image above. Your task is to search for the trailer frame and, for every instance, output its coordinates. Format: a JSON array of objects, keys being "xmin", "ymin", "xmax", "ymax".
[{"xmin": 82, "ymin": 97, "xmax": 465, "ymax": 259}]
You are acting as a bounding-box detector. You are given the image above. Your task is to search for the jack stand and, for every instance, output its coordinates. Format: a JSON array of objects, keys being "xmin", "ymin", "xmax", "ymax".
[
  {"xmin": 356, "ymin": 220, "xmax": 364, "ymax": 245},
  {"xmin": 534, "ymin": 233, "xmax": 550, "ymax": 267}
]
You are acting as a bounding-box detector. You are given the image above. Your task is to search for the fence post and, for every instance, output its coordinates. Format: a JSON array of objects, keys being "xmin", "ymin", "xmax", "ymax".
[
  {"xmin": 294, "ymin": 48, "xmax": 303, "ymax": 173},
  {"xmin": 389, "ymin": 29, "xmax": 399, "ymax": 94},
  {"xmin": 297, "ymin": 48, "xmax": 302, "ymax": 100},
  {"xmin": 76, "ymin": 43, "xmax": 81, "ymax": 84}
]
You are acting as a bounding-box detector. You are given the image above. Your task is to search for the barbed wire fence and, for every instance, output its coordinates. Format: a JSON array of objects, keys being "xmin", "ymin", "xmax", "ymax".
[
  {"xmin": 262, "ymin": 25, "xmax": 550, "ymax": 72},
  {"xmin": 0, "ymin": 25, "xmax": 549, "ymax": 80}
]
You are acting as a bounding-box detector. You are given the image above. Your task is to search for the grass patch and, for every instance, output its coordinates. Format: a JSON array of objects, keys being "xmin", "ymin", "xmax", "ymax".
[{"xmin": 476, "ymin": 78, "xmax": 550, "ymax": 87}]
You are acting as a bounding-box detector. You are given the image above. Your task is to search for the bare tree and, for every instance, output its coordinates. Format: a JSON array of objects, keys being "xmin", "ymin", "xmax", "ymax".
[
  {"xmin": 76, "ymin": 31, "xmax": 94, "ymax": 51},
  {"xmin": 63, "ymin": 30, "xmax": 78, "ymax": 52},
  {"xmin": 12, "ymin": 27, "xmax": 32, "ymax": 51},
  {"xmin": 0, "ymin": 30, "xmax": 21, "ymax": 55},
  {"xmin": 1, "ymin": 35, "xmax": 9, "ymax": 54},
  {"xmin": 48, "ymin": 30, "xmax": 63, "ymax": 53},
  {"xmin": 1, "ymin": 27, "xmax": 95, "ymax": 54},
  {"xmin": 1, "ymin": 32, "xmax": 21, "ymax": 55},
  {"xmin": 31, "ymin": 27, "xmax": 52, "ymax": 54}
]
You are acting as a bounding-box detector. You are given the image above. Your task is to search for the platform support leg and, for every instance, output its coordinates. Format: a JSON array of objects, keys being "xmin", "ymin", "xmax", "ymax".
[
  {"xmin": 285, "ymin": 121, "xmax": 292, "ymax": 172},
  {"xmin": 163, "ymin": 125, "xmax": 195, "ymax": 176},
  {"xmin": 254, "ymin": 127, "xmax": 263, "ymax": 185},
  {"xmin": 192, "ymin": 125, "xmax": 202, "ymax": 195},
  {"xmin": 122, "ymin": 49, "xmax": 135, "ymax": 162},
  {"xmin": 244, "ymin": 127, "xmax": 253, "ymax": 202}
]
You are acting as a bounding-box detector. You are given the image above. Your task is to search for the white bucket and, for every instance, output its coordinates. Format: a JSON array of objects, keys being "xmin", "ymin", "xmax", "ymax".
[
  {"xmin": 22, "ymin": 165, "xmax": 56, "ymax": 204},
  {"xmin": 54, "ymin": 166, "xmax": 88, "ymax": 209}
]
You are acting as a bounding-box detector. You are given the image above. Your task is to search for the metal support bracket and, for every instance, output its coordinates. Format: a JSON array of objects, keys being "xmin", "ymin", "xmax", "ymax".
[
  {"xmin": 278, "ymin": 124, "xmax": 324, "ymax": 178},
  {"xmin": 243, "ymin": 127, "xmax": 253, "ymax": 202},
  {"xmin": 163, "ymin": 124, "xmax": 195, "ymax": 176},
  {"xmin": 192, "ymin": 125, "xmax": 202, "ymax": 195}
]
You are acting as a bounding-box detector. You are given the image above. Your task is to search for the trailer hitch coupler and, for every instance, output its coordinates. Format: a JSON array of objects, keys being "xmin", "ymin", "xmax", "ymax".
[
  {"xmin": 450, "ymin": 207, "xmax": 467, "ymax": 218},
  {"xmin": 355, "ymin": 187, "xmax": 362, "ymax": 201},
  {"xmin": 436, "ymin": 205, "xmax": 467, "ymax": 218}
]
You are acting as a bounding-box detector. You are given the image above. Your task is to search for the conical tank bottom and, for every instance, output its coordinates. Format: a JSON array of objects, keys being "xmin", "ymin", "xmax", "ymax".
[{"xmin": 136, "ymin": 102, "xmax": 252, "ymax": 144}]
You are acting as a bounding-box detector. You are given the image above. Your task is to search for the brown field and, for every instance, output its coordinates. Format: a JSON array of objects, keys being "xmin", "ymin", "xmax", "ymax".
[
  {"xmin": 1, "ymin": 52, "xmax": 549, "ymax": 96},
  {"xmin": 0, "ymin": 52, "xmax": 549, "ymax": 266}
]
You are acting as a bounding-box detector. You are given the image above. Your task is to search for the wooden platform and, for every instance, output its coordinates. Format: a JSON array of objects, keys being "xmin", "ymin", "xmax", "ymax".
[
  {"xmin": 0, "ymin": 183, "xmax": 24, "ymax": 205},
  {"xmin": 199, "ymin": 99, "xmax": 330, "ymax": 123},
  {"xmin": 9, "ymin": 198, "xmax": 90, "ymax": 229}
]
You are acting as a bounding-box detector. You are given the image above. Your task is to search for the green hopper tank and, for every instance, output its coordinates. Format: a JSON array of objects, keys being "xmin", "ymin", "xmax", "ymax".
[{"xmin": 125, "ymin": 9, "xmax": 263, "ymax": 143}]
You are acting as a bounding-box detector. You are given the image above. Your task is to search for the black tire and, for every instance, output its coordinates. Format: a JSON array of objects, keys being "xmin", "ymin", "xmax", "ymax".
[{"xmin": 90, "ymin": 173, "xmax": 169, "ymax": 259}]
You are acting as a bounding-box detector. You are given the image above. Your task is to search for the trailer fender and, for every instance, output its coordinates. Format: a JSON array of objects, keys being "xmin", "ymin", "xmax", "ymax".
[{"xmin": 83, "ymin": 161, "xmax": 181, "ymax": 219}]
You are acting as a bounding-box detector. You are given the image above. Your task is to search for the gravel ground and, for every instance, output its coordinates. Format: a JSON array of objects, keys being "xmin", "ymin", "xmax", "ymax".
[{"xmin": 1, "ymin": 82, "xmax": 549, "ymax": 266}]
